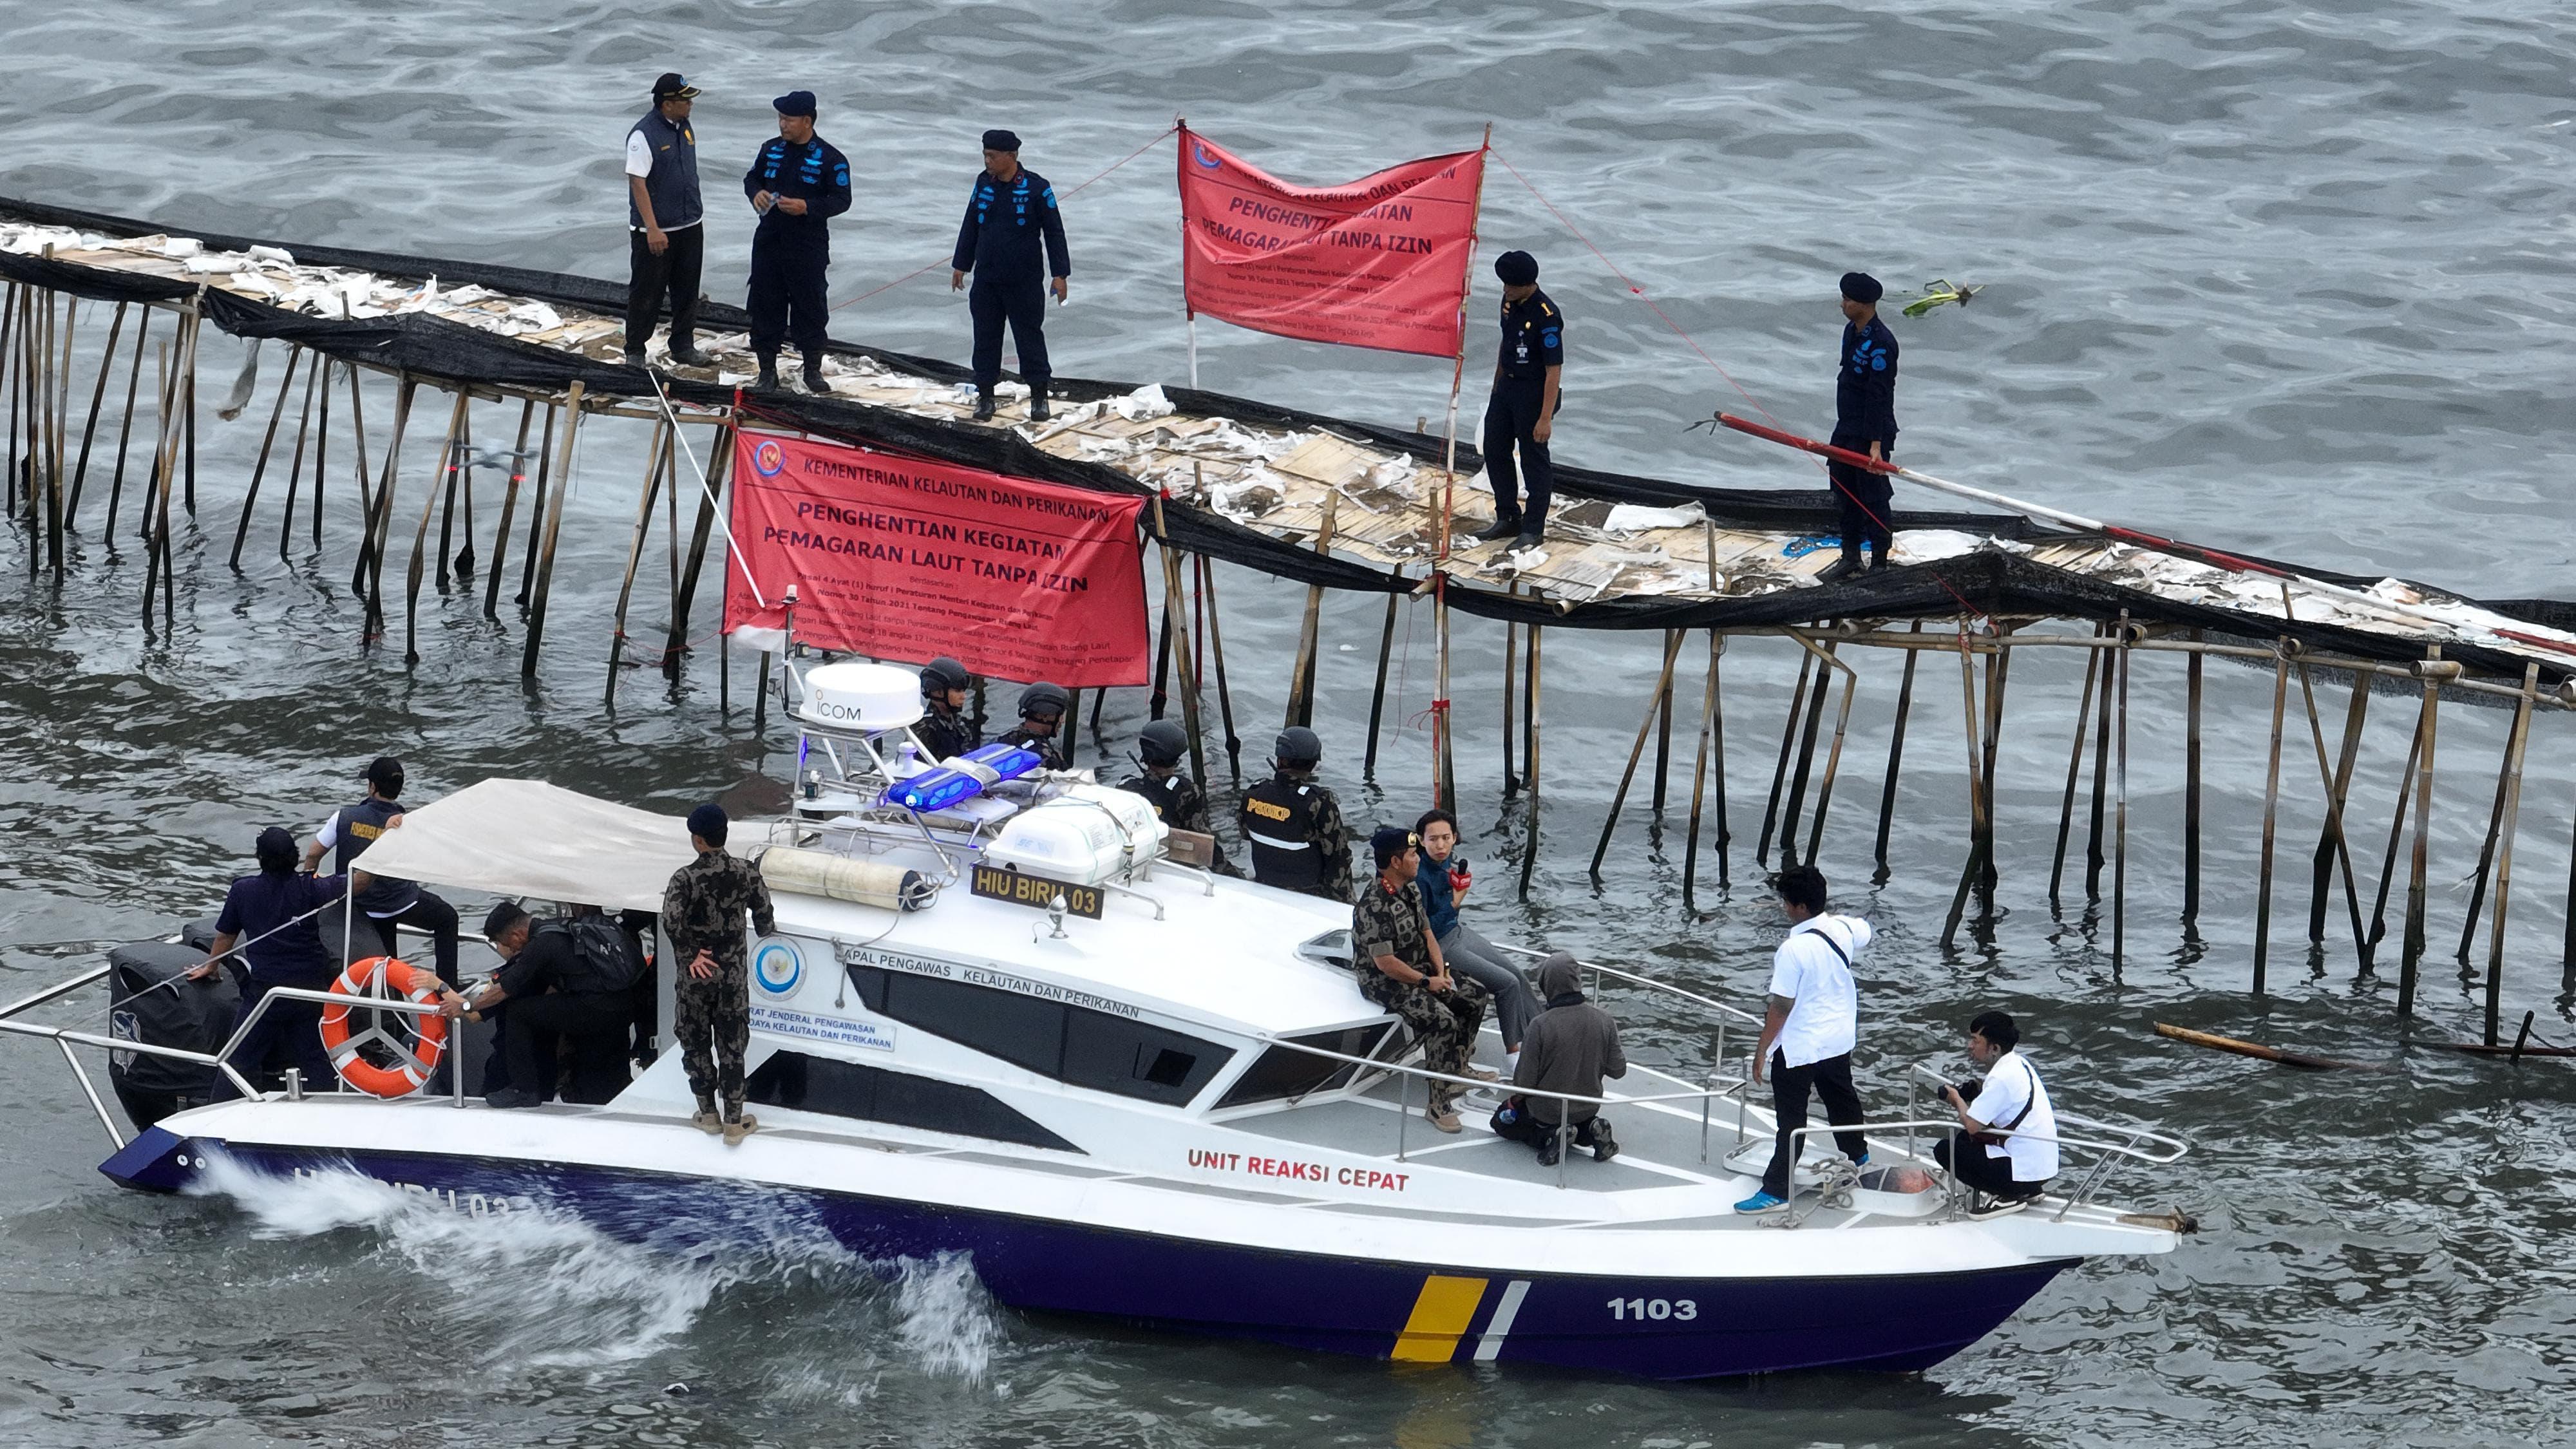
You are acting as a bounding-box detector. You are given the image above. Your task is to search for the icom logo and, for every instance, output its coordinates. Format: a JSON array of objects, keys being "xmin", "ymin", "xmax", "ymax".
[{"xmin": 753, "ymin": 938, "xmax": 804, "ymax": 998}]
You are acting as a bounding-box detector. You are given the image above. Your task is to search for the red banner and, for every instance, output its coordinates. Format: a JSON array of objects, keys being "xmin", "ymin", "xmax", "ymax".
[
  {"xmin": 723, "ymin": 431, "xmax": 1151, "ymax": 688},
  {"xmin": 1178, "ymin": 126, "xmax": 1484, "ymax": 359}
]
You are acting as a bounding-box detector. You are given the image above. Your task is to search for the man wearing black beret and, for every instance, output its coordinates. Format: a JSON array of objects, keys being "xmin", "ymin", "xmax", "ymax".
[
  {"xmin": 952, "ymin": 128, "xmax": 1073, "ymax": 422},
  {"xmin": 1824, "ymin": 270, "xmax": 1900, "ymax": 581},
  {"xmin": 1472, "ymin": 249, "xmax": 1564, "ymax": 553},
  {"xmin": 742, "ymin": 90, "xmax": 852, "ymax": 393}
]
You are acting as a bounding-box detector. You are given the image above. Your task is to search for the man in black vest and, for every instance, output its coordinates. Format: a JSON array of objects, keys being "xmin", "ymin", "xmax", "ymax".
[
  {"xmin": 915, "ymin": 655, "xmax": 980, "ymax": 762},
  {"xmin": 624, "ymin": 71, "xmax": 707, "ymax": 369},
  {"xmin": 743, "ymin": 90, "xmax": 851, "ymax": 393},
  {"xmin": 301, "ymin": 755, "xmax": 460, "ymax": 987},
  {"xmin": 1236, "ymin": 726, "xmax": 1354, "ymax": 902},
  {"xmin": 996, "ymin": 681, "xmax": 1071, "ymax": 769},
  {"xmin": 462, "ymin": 901, "xmax": 638, "ymax": 1108},
  {"xmin": 951, "ymin": 128, "xmax": 1072, "ymax": 423},
  {"xmin": 1117, "ymin": 719, "xmax": 1234, "ymax": 876}
]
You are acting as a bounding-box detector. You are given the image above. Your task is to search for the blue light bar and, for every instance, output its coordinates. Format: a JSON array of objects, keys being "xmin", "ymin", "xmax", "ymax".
[{"xmin": 880, "ymin": 741, "xmax": 1044, "ymax": 813}]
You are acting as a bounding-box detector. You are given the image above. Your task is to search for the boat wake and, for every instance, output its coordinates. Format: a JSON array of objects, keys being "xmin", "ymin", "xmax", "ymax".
[{"xmin": 182, "ymin": 1151, "xmax": 1008, "ymax": 1379}]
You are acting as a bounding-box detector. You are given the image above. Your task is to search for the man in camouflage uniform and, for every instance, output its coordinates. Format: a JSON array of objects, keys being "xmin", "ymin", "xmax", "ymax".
[
  {"xmin": 1350, "ymin": 825, "xmax": 1491, "ymax": 1133},
  {"xmin": 661, "ymin": 803, "xmax": 775, "ymax": 1145}
]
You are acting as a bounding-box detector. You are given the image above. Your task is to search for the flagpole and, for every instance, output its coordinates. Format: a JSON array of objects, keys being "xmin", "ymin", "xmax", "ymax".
[
  {"xmin": 1177, "ymin": 118, "xmax": 1199, "ymax": 392},
  {"xmin": 1430, "ymin": 124, "xmax": 1492, "ymax": 811}
]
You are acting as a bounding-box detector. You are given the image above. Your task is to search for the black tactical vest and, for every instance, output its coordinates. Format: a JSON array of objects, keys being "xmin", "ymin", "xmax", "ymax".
[
  {"xmin": 1238, "ymin": 774, "xmax": 1323, "ymax": 891},
  {"xmin": 333, "ymin": 797, "xmax": 420, "ymax": 916}
]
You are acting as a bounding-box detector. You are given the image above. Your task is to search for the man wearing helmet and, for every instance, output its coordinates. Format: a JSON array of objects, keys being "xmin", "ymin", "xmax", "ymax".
[
  {"xmin": 1117, "ymin": 719, "xmax": 1235, "ymax": 876},
  {"xmin": 1236, "ymin": 726, "xmax": 1354, "ymax": 902},
  {"xmin": 915, "ymin": 656, "xmax": 980, "ymax": 762},
  {"xmin": 998, "ymin": 680, "xmax": 1072, "ymax": 769}
]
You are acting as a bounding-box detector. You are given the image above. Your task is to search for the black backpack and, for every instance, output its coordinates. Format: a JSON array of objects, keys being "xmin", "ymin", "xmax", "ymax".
[{"xmin": 545, "ymin": 916, "xmax": 649, "ymax": 996}]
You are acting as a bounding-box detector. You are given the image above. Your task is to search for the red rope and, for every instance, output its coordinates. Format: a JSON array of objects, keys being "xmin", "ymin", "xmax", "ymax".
[{"xmin": 831, "ymin": 124, "xmax": 1180, "ymax": 314}]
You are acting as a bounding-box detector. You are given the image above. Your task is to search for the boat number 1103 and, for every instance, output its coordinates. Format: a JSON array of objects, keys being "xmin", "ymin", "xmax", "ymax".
[{"xmin": 1607, "ymin": 1297, "xmax": 1698, "ymax": 1321}]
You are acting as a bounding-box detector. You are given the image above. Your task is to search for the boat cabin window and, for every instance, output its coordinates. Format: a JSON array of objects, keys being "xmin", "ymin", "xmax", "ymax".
[
  {"xmin": 843, "ymin": 962, "xmax": 1236, "ymax": 1106},
  {"xmin": 744, "ymin": 1050, "xmax": 1081, "ymax": 1153},
  {"xmin": 1213, "ymin": 1023, "xmax": 1396, "ymax": 1110}
]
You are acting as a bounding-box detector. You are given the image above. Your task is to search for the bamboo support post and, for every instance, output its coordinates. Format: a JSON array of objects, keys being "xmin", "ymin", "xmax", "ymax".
[
  {"xmin": 667, "ymin": 419, "xmax": 728, "ymax": 664},
  {"xmin": 1155, "ymin": 509, "xmax": 1210, "ymax": 794},
  {"xmin": 2398, "ymin": 647, "xmax": 2447, "ymax": 1017},
  {"xmin": 1652, "ymin": 629, "xmax": 1678, "ymax": 813},
  {"xmin": 1500, "ymin": 609, "xmax": 1520, "ymax": 795},
  {"xmin": 1873, "ymin": 621, "xmax": 1922, "ymax": 884},
  {"xmin": 1199, "ymin": 553, "xmax": 1241, "ymax": 783},
  {"xmin": 1363, "ymin": 589, "xmax": 1399, "ymax": 781},
  {"xmin": 2367, "ymin": 716, "xmax": 2423, "ymax": 959},
  {"xmin": 1683, "ymin": 630, "xmax": 1727, "ymax": 906},
  {"xmin": 2455, "ymin": 704, "xmax": 2525, "ymax": 965},
  {"xmin": 179, "ymin": 305, "xmax": 197, "ymax": 518},
  {"xmin": 404, "ymin": 388, "xmax": 471, "ymax": 666},
  {"xmin": 104, "ymin": 306, "xmax": 150, "ymax": 542},
  {"xmin": 515, "ymin": 402, "xmax": 556, "ymax": 606},
  {"xmin": 1589, "ymin": 629, "xmax": 1688, "ymax": 879},
  {"xmin": 361, "ymin": 375, "xmax": 417, "ymax": 641},
  {"xmin": 1517, "ymin": 618, "xmax": 1543, "ymax": 900},
  {"xmin": 1756, "ymin": 649, "xmax": 1815, "ymax": 867},
  {"xmin": 605, "ymin": 416, "xmax": 674, "ymax": 696},
  {"xmin": 2083, "ymin": 625, "xmax": 2114, "ymax": 898},
  {"xmin": 1789, "ymin": 633, "xmax": 1859, "ymax": 868},
  {"xmin": 2483, "ymin": 663, "xmax": 2539, "ymax": 1046},
  {"xmin": 436, "ymin": 402, "xmax": 468, "ymax": 588},
  {"xmin": 2252, "ymin": 638, "xmax": 2292, "ymax": 993},
  {"xmin": 1975, "ymin": 629, "xmax": 2014, "ymax": 909},
  {"xmin": 2050, "ymin": 632, "xmax": 2103, "ymax": 906},
  {"xmin": 2184, "ymin": 632, "xmax": 2204, "ymax": 925},
  {"xmin": 1285, "ymin": 491, "xmax": 1337, "ymax": 729},
  {"xmin": 1940, "ymin": 627, "xmax": 1990, "ymax": 950},
  {"xmin": 2112, "ymin": 619, "xmax": 2131, "ymax": 970},
  {"xmin": 522, "ymin": 381, "xmax": 585, "ymax": 676},
  {"xmin": 1775, "ymin": 639, "xmax": 1841, "ymax": 869},
  {"xmin": 484, "ymin": 399, "xmax": 538, "ymax": 618},
  {"xmin": 2307, "ymin": 670, "xmax": 2371, "ymax": 954},
  {"xmin": 229, "ymin": 343, "xmax": 302, "ymax": 569}
]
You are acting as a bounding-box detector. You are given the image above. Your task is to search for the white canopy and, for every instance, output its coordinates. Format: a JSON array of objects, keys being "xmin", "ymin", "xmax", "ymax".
[{"xmin": 349, "ymin": 777, "xmax": 699, "ymax": 915}]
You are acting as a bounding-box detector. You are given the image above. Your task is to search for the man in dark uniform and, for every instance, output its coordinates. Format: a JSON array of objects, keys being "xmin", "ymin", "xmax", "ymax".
[
  {"xmin": 302, "ymin": 756, "xmax": 460, "ymax": 986},
  {"xmin": 1117, "ymin": 719, "xmax": 1235, "ymax": 875},
  {"xmin": 1351, "ymin": 826, "xmax": 1492, "ymax": 1135},
  {"xmin": 463, "ymin": 902, "xmax": 638, "ymax": 1109},
  {"xmin": 623, "ymin": 71, "xmax": 707, "ymax": 368},
  {"xmin": 1470, "ymin": 250, "xmax": 1563, "ymax": 553},
  {"xmin": 661, "ymin": 804, "xmax": 775, "ymax": 1145},
  {"xmin": 191, "ymin": 827, "xmax": 355, "ymax": 1098},
  {"xmin": 1236, "ymin": 726, "xmax": 1354, "ymax": 902},
  {"xmin": 1823, "ymin": 270, "xmax": 1900, "ymax": 582},
  {"xmin": 742, "ymin": 90, "xmax": 851, "ymax": 393},
  {"xmin": 915, "ymin": 655, "xmax": 980, "ymax": 762},
  {"xmin": 996, "ymin": 680, "xmax": 1072, "ymax": 769},
  {"xmin": 950, "ymin": 129, "xmax": 1072, "ymax": 423}
]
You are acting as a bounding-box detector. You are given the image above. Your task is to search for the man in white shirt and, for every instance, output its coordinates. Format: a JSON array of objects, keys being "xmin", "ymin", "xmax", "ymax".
[
  {"xmin": 1737, "ymin": 865, "xmax": 1872, "ymax": 1214},
  {"xmin": 1938, "ymin": 1010, "xmax": 2059, "ymax": 1217},
  {"xmin": 625, "ymin": 72, "xmax": 708, "ymax": 368}
]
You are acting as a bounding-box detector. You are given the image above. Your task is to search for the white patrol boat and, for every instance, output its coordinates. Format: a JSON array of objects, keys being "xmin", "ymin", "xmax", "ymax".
[{"xmin": 11, "ymin": 661, "xmax": 2193, "ymax": 1380}]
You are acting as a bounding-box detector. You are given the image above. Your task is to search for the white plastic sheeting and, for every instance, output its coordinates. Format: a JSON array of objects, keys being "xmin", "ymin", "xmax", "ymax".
[{"xmin": 346, "ymin": 778, "xmax": 699, "ymax": 915}]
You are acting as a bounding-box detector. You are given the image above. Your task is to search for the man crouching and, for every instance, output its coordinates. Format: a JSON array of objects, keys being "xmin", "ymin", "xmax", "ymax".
[{"xmin": 1491, "ymin": 952, "xmax": 1625, "ymax": 1166}]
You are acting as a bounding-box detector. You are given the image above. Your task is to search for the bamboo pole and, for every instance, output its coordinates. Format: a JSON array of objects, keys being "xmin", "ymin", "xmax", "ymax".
[
  {"xmin": 1756, "ymin": 649, "xmax": 1814, "ymax": 867},
  {"xmin": 1500, "ymin": 609, "xmax": 1520, "ymax": 795},
  {"xmin": 66, "ymin": 298, "xmax": 126, "ymax": 521},
  {"xmin": 2112, "ymin": 618, "xmax": 2131, "ymax": 971},
  {"xmin": 1285, "ymin": 491, "xmax": 1337, "ymax": 729},
  {"xmin": 456, "ymin": 402, "xmax": 481, "ymax": 583},
  {"xmin": 667, "ymin": 419, "xmax": 728, "ymax": 661},
  {"xmin": 2083, "ymin": 626, "xmax": 2114, "ymax": 898},
  {"xmin": 1200, "ymin": 553, "xmax": 1242, "ymax": 784},
  {"xmin": 2252, "ymin": 639, "xmax": 2292, "ymax": 994},
  {"xmin": 2050, "ymin": 632, "xmax": 2103, "ymax": 906},
  {"xmin": 1873, "ymin": 621, "xmax": 1922, "ymax": 884},
  {"xmin": 45, "ymin": 293, "xmax": 70, "ymax": 578},
  {"xmin": 484, "ymin": 399, "xmax": 538, "ymax": 618},
  {"xmin": 1975, "ymin": 629, "xmax": 2014, "ymax": 910},
  {"xmin": 361, "ymin": 375, "xmax": 417, "ymax": 642},
  {"xmin": 2483, "ymin": 663, "xmax": 2539, "ymax": 1046},
  {"xmin": 306, "ymin": 357, "xmax": 334, "ymax": 553},
  {"xmin": 272, "ymin": 353, "xmax": 316, "ymax": 562},
  {"xmin": 1652, "ymin": 629, "xmax": 1678, "ymax": 813},
  {"xmin": 2153, "ymin": 1022, "xmax": 2391, "ymax": 1073},
  {"xmin": 228, "ymin": 343, "xmax": 303, "ymax": 569},
  {"xmin": 1683, "ymin": 630, "xmax": 1725, "ymax": 907},
  {"xmin": 179, "ymin": 305, "xmax": 197, "ymax": 518},
  {"xmin": 1517, "ymin": 619, "xmax": 1543, "ymax": 900},
  {"xmin": 2184, "ymin": 632, "xmax": 2204, "ymax": 925},
  {"xmin": 1, "ymin": 286, "xmax": 16, "ymax": 520},
  {"xmin": 1154, "ymin": 503, "xmax": 1210, "ymax": 794},
  {"xmin": 104, "ymin": 306, "xmax": 151, "ymax": 543},
  {"xmin": 1940, "ymin": 627, "xmax": 1991, "ymax": 949},
  {"xmin": 2367, "ymin": 715, "xmax": 2423, "ymax": 960},
  {"xmin": 2398, "ymin": 647, "xmax": 2445, "ymax": 1018},
  {"xmin": 522, "ymin": 381, "xmax": 586, "ymax": 676},
  {"xmin": 2454, "ymin": 708, "xmax": 2524, "ymax": 965},
  {"xmin": 1775, "ymin": 641, "xmax": 1839, "ymax": 870},
  {"xmin": 605, "ymin": 416, "xmax": 674, "ymax": 696},
  {"xmin": 1363, "ymin": 589, "xmax": 1399, "ymax": 781},
  {"xmin": 405, "ymin": 388, "xmax": 471, "ymax": 666},
  {"xmin": 515, "ymin": 402, "xmax": 556, "ymax": 606},
  {"xmin": 1589, "ymin": 629, "xmax": 1687, "ymax": 879},
  {"xmin": 144, "ymin": 335, "xmax": 184, "ymax": 636},
  {"xmin": 2307, "ymin": 670, "xmax": 2370, "ymax": 952},
  {"xmin": 1797, "ymin": 636, "xmax": 1860, "ymax": 867}
]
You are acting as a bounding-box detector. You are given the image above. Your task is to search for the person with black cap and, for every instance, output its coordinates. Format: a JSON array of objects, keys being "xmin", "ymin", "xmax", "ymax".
[
  {"xmin": 1236, "ymin": 726, "xmax": 1354, "ymax": 902},
  {"xmin": 1117, "ymin": 719, "xmax": 1234, "ymax": 875},
  {"xmin": 1824, "ymin": 270, "xmax": 1900, "ymax": 582},
  {"xmin": 660, "ymin": 804, "xmax": 775, "ymax": 1144},
  {"xmin": 459, "ymin": 900, "xmax": 642, "ymax": 1109},
  {"xmin": 950, "ymin": 129, "xmax": 1072, "ymax": 423},
  {"xmin": 1470, "ymin": 250, "xmax": 1563, "ymax": 553},
  {"xmin": 193, "ymin": 827, "xmax": 360, "ymax": 1099},
  {"xmin": 624, "ymin": 72, "xmax": 707, "ymax": 369},
  {"xmin": 914, "ymin": 655, "xmax": 980, "ymax": 762},
  {"xmin": 1350, "ymin": 825, "xmax": 1493, "ymax": 1135},
  {"xmin": 303, "ymin": 756, "xmax": 460, "ymax": 987},
  {"xmin": 742, "ymin": 90, "xmax": 852, "ymax": 393},
  {"xmin": 997, "ymin": 680, "xmax": 1072, "ymax": 769}
]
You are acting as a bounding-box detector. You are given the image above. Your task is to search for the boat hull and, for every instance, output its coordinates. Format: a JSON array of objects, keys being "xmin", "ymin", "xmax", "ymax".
[{"xmin": 105, "ymin": 1126, "xmax": 2073, "ymax": 1380}]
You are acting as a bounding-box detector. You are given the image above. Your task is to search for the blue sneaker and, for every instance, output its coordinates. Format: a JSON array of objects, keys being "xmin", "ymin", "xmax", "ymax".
[
  {"xmin": 1734, "ymin": 1190, "xmax": 1787, "ymax": 1215},
  {"xmin": 1854, "ymin": 1151, "xmax": 1871, "ymax": 1168}
]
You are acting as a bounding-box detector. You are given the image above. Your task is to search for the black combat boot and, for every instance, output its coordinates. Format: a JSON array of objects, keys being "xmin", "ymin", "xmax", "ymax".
[
  {"xmin": 1028, "ymin": 388, "xmax": 1051, "ymax": 422},
  {"xmin": 973, "ymin": 388, "xmax": 997, "ymax": 422},
  {"xmin": 802, "ymin": 354, "xmax": 828, "ymax": 392},
  {"xmin": 1470, "ymin": 515, "xmax": 1522, "ymax": 543},
  {"xmin": 755, "ymin": 351, "xmax": 780, "ymax": 391}
]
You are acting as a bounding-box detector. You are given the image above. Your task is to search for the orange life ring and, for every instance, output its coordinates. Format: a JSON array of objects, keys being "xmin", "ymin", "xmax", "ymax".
[{"xmin": 318, "ymin": 955, "xmax": 450, "ymax": 1098}]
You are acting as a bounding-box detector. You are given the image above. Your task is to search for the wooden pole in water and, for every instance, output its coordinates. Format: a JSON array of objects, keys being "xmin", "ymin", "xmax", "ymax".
[
  {"xmin": 2307, "ymin": 671, "xmax": 2371, "ymax": 952},
  {"xmin": 2483, "ymin": 663, "xmax": 2539, "ymax": 1046},
  {"xmin": 0, "ymin": 286, "xmax": 17, "ymax": 520},
  {"xmin": 2454, "ymin": 706, "xmax": 2524, "ymax": 965},
  {"xmin": 1940, "ymin": 627, "xmax": 1989, "ymax": 951},
  {"xmin": 605, "ymin": 415, "xmax": 673, "ymax": 695},
  {"xmin": 1153, "ymin": 498, "xmax": 1210, "ymax": 794},
  {"xmin": 147, "ymin": 332, "xmax": 186, "ymax": 635},
  {"xmin": 1590, "ymin": 629, "xmax": 1687, "ymax": 879},
  {"xmin": 404, "ymin": 388, "xmax": 471, "ymax": 665},
  {"xmin": 311, "ymin": 357, "xmax": 338, "ymax": 553},
  {"xmin": 455, "ymin": 404, "xmax": 480, "ymax": 583},
  {"xmin": 229, "ymin": 343, "xmax": 303, "ymax": 569},
  {"xmin": 104, "ymin": 307, "xmax": 151, "ymax": 544},
  {"xmin": 362, "ymin": 375, "xmax": 418, "ymax": 643},
  {"xmin": 516, "ymin": 402, "xmax": 555, "ymax": 606},
  {"xmin": 1652, "ymin": 628, "xmax": 1678, "ymax": 813},
  {"xmin": 434, "ymin": 399, "xmax": 466, "ymax": 589},
  {"xmin": 2252, "ymin": 638, "xmax": 2292, "ymax": 994},
  {"xmin": 1517, "ymin": 619, "xmax": 1543, "ymax": 900},
  {"xmin": 137, "ymin": 339, "xmax": 170, "ymax": 632},
  {"xmin": 2398, "ymin": 647, "xmax": 2446, "ymax": 1018},
  {"xmin": 66, "ymin": 300, "xmax": 129, "ymax": 525},
  {"xmin": 1499, "ymin": 607, "xmax": 1519, "ymax": 795},
  {"xmin": 2049, "ymin": 630, "xmax": 2103, "ymax": 907},
  {"xmin": 522, "ymin": 381, "xmax": 586, "ymax": 676},
  {"xmin": 1975, "ymin": 629, "xmax": 2014, "ymax": 911},
  {"xmin": 179, "ymin": 301, "xmax": 198, "ymax": 518},
  {"xmin": 1801, "ymin": 638, "xmax": 1859, "ymax": 868},
  {"xmin": 1756, "ymin": 649, "xmax": 1815, "ymax": 867},
  {"xmin": 2184, "ymin": 631, "xmax": 2204, "ymax": 926},
  {"xmin": 2084, "ymin": 627, "xmax": 2114, "ymax": 898},
  {"xmin": 1285, "ymin": 491, "xmax": 1337, "ymax": 730},
  {"xmin": 1776, "ymin": 641, "xmax": 1839, "ymax": 870},
  {"xmin": 1363, "ymin": 589, "xmax": 1399, "ymax": 781},
  {"xmin": 484, "ymin": 399, "xmax": 537, "ymax": 617},
  {"xmin": 1199, "ymin": 553, "xmax": 1242, "ymax": 783},
  {"xmin": 342, "ymin": 363, "xmax": 375, "ymax": 569},
  {"xmin": 43, "ymin": 291, "xmax": 65, "ymax": 579},
  {"xmin": 1873, "ymin": 621, "xmax": 1922, "ymax": 884},
  {"xmin": 667, "ymin": 419, "xmax": 729, "ymax": 659},
  {"xmin": 2111, "ymin": 618, "xmax": 2131, "ymax": 971},
  {"xmin": 1683, "ymin": 630, "xmax": 1725, "ymax": 906},
  {"xmin": 275, "ymin": 344, "xmax": 320, "ymax": 562},
  {"xmin": 2367, "ymin": 714, "xmax": 2423, "ymax": 959}
]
